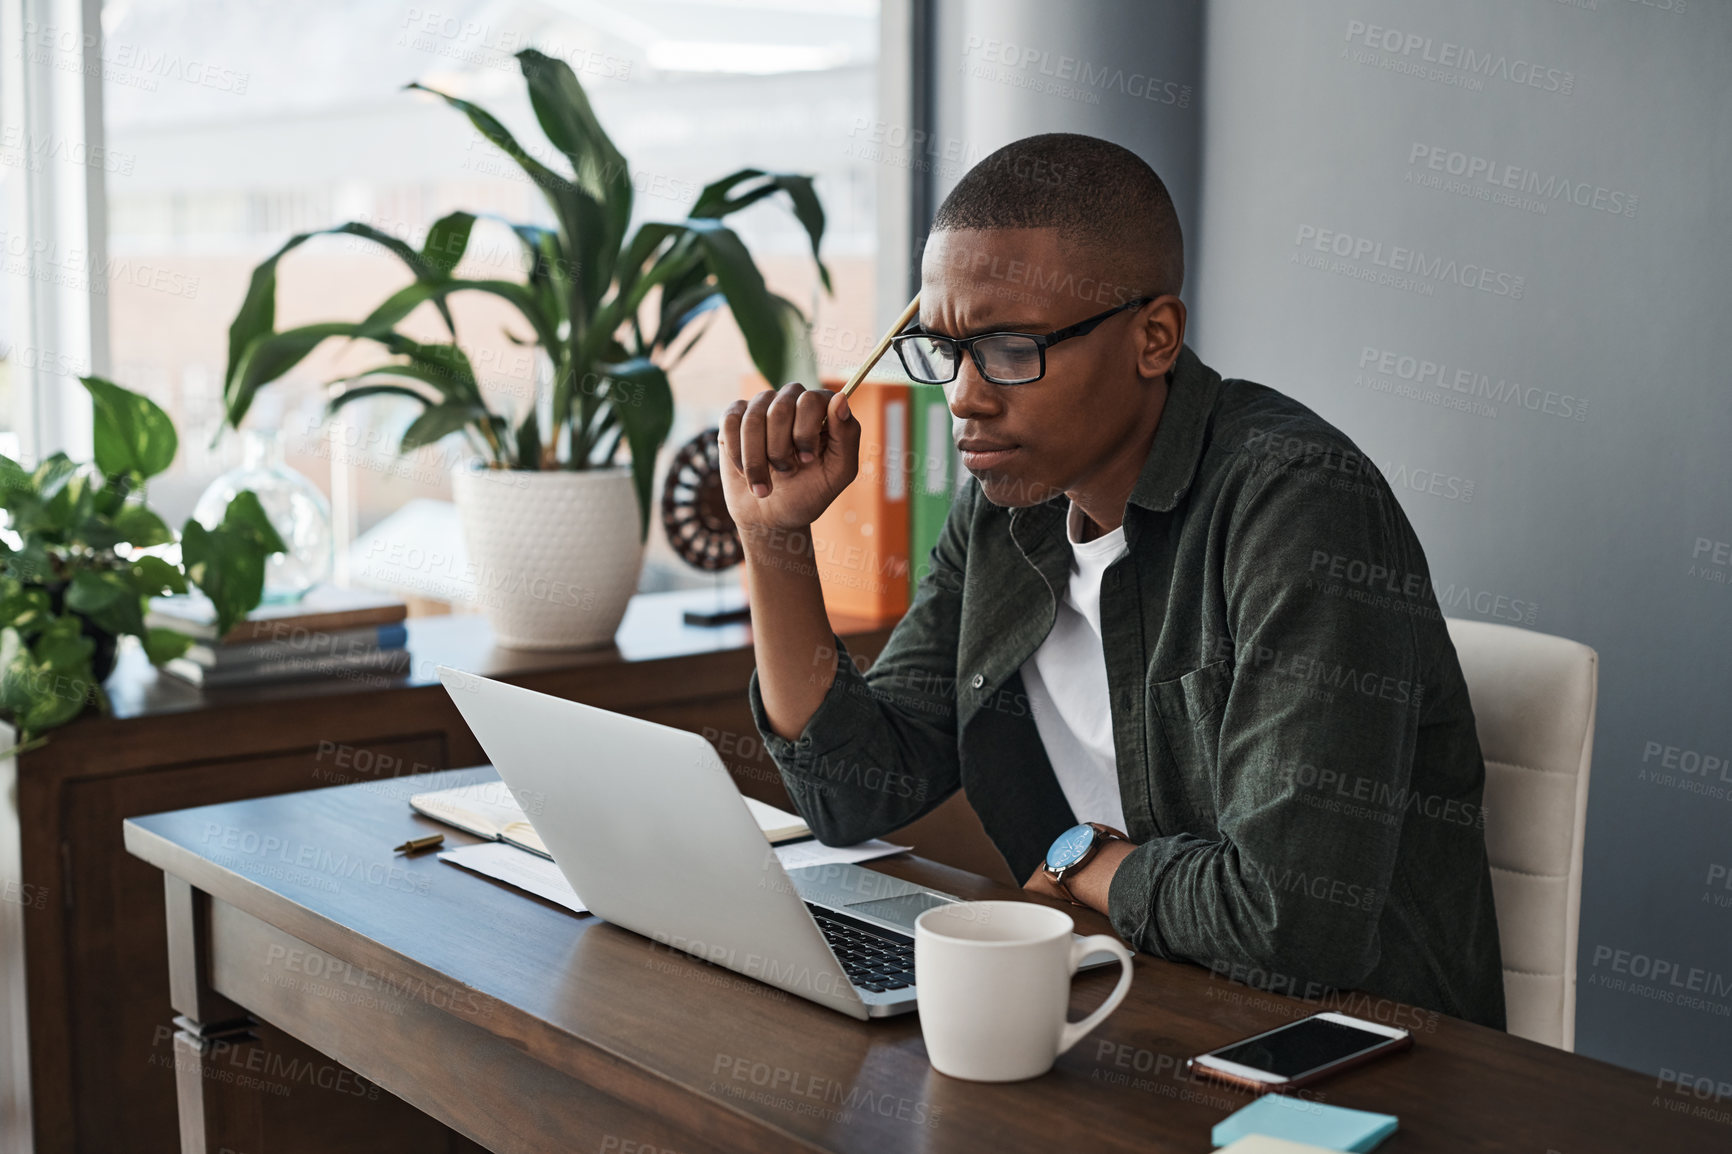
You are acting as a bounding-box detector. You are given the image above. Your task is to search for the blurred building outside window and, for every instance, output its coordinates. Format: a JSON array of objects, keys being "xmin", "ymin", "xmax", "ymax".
[{"xmin": 2, "ymin": 0, "xmax": 884, "ymax": 615}]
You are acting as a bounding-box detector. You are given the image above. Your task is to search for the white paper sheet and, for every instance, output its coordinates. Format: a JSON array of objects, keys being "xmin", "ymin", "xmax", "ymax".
[
  {"xmin": 438, "ymin": 838, "xmax": 911, "ymax": 918},
  {"xmin": 438, "ymin": 842, "xmax": 588, "ymax": 915},
  {"xmin": 772, "ymin": 839, "xmax": 910, "ymax": 870}
]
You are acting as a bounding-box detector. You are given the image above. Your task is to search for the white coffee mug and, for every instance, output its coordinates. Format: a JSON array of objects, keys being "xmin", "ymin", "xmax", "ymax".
[{"xmin": 914, "ymin": 900, "xmax": 1135, "ymax": 1081}]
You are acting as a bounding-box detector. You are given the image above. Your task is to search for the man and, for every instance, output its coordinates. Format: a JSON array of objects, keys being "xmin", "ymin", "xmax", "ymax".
[{"xmin": 720, "ymin": 133, "xmax": 1505, "ymax": 1028}]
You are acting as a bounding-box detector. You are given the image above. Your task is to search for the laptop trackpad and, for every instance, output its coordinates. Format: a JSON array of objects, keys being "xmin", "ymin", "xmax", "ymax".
[{"xmin": 844, "ymin": 891, "xmax": 957, "ymax": 930}]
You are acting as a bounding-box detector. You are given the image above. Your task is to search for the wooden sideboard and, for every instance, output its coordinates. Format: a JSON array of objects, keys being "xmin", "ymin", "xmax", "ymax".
[{"xmin": 0, "ymin": 589, "xmax": 1008, "ymax": 1154}]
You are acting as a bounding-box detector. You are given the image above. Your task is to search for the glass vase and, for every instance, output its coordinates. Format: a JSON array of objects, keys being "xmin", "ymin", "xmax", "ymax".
[{"xmin": 193, "ymin": 427, "xmax": 333, "ymax": 603}]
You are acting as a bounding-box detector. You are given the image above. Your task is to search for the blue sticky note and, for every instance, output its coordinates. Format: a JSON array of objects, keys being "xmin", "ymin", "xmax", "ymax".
[{"xmin": 1212, "ymin": 1094, "xmax": 1399, "ymax": 1153}]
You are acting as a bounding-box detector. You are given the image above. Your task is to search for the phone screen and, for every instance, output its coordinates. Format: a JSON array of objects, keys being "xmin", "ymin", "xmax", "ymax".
[{"xmin": 1209, "ymin": 1016, "xmax": 1396, "ymax": 1079}]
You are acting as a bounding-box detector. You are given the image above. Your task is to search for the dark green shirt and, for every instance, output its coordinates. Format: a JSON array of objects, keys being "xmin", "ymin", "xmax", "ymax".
[{"xmin": 746, "ymin": 344, "xmax": 1506, "ymax": 1029}]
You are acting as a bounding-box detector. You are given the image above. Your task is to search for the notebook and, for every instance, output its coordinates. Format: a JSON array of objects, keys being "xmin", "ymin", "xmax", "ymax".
[
  {"xmin": 409, "ymin": 781, "xmax": 813, "ymax": 861},
  {"xmin": 437, "ymin": 834, "xmax": 913, "ymax": 919},
  {"xmin": 164, "ymin": 646, "xmax": 412, "ymax": 688},
  {"xmin": 147, "ymin": 584, "xmax": 408, "ymax": 643},
  {"xmin": 186, "ymin": 623, "xmax": 408, "ymax": 668},
  {"xmin": 1212, "ymin": 1095, "xmax": 1398, "ymax": 1152},
  {"xmin": 1215, "ymin": 1137, "xmax": 1341, "ymax": 1154}
]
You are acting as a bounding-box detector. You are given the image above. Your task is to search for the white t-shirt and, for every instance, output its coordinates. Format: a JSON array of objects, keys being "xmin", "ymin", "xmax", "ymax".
[{"xmin": 1019, "ymin": 499, "xmax": 1129, "ymax": 832}]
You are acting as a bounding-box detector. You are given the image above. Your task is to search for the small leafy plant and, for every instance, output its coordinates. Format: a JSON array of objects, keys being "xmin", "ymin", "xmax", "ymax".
[
  {"xmin": 0, "ymin": 377, "xmax": 285, "ymax": 747},
  {"xmin": 218, "ymin": 48, "xmax": 829, "ymax": 542}
]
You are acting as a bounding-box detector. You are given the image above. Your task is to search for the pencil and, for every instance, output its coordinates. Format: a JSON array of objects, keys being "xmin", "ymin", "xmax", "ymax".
[
  {"xmin": 840, "ymin": 292, "xmax": 922, "ymax": 402},
  {"xmin": 818, "ymin": 293, "xmax": 922, "ymax": 435}
]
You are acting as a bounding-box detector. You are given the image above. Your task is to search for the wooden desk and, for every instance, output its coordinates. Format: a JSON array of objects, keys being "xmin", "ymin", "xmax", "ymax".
[
  {"xmin": 2, "ymin": 590, "xmax": 1009, "ymax": 1154},
  {"xmin": 123, "ymin": 767, "xmax": 1725, "ymax": 1153}
]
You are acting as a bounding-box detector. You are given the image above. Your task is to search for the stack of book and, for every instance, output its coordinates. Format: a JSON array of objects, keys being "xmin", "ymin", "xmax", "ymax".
[{"xmin": 148, "ymin": 584, "xmax": 412, "ymax": 689}]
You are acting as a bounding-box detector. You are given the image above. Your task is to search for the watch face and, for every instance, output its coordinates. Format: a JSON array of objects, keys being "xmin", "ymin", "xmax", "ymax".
[{"xmin": 1046, "ymin": 824, "xmax": 1096, "ymax": 872}]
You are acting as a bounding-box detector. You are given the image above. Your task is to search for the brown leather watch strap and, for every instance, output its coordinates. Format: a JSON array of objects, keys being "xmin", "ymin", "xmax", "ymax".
[{"xmin": 1052, "ymin": 823, "xmax": 1126, "ymax": 903}]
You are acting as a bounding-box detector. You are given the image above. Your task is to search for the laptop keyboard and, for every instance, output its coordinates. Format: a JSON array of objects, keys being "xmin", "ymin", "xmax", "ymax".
[{"xmin": 805, "ymin": 902, "xmax": 916, "ymax": 993}]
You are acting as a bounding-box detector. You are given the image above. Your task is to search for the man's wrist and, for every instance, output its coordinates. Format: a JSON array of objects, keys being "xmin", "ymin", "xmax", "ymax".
[
  {"xmin": 1068, "ymin": 838, "xmax": 1135, "ymax": 914},
  {"xmin": 738, "ymin": 521, "xmax": 813, "ymax": 557},
  {"xmin": 740, "ymin": 522, "xmax": 820, "ymax": 576}
]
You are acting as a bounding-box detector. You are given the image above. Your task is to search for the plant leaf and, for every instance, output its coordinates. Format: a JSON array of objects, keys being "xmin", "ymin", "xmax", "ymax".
[
  {"xmin": 181, "ymin": 490, "xmax": 287, "ymax": 637},
  {"xmin": 682, "ymin": 218, "xmax": 787, "ymax": 387},
  {"xmin": 5, "ymin": 540, "xmax": 52, "ymax": 583},
  {"xmin": 81, "ymin": 376, "xmax": 180, "ymax": 479},
  {"xmin": 0, "ymin": 587, "xmax": 53, "ymax": 640},
  {"xmin": 41, "ymin": 469, "xmax": 97, "ymax": 537},
  {"xmin": 516, "ymin": 48, "xmax": 632, "ymax": 305},
  {"xmin": 31, "ymin": 454, "xmax": 78, "ymax": 501},
  {"xmin": 399, "ymin": 402, "xmax": 493, "ymax": 452},
  {"xmin": 130, "ymin": 554, "xmax": 188, "ymax": 598},
  {"xmin": 421, "ymin": 211, "xmax": 476, "ymax": 276},
  {"xmin": 223, "ymin": 221, "xmax": 463, "ymax": 431},
  {"xmin": 326, "ymin": 382, "xmax": 438, "ymax": 415},
  {"xmin": 143, "ymin": 627, "xmax": 194, "ymax": 665},
  {"xmin": 406, "ymin": 80, "xmax": 594, "ymax": 290},
  {"xmin": 113, "ymin": 503, "xmax": 174, "ymax": 548},
  {"xmin": 225, "ymin": 232, "xmax": 316, "ymax": 399},
  {"xmin": 1, "ymin": 617, "xmax": 101, "ymax": 737},
  {"xmin": 65, "ymin": 569, "xmax": 147, "ymax": 639},
  {"xmin": 770, "ymin": 292, "xmax": 819, "ymax": 388},
  {"xmin": 691, "ymin": 169, "xmax": 830, "ymax": 292},
  {"xmin": 227, "ymin": 321, "xmax": 368, "ymax": 429},
  {"xmin": 514, "ymin": 406, "xmax": 541, "ymax": 470},
  {"xmin": 370, "ymin": 335, "xmax": 486, "ymax": 403},
  {"xmin": 371, "ymin": 280, "xmax": 559, "ymax": 363},
  {"xmin": 596, "ymin": 358, "xmax": 674, "ymax": 542},
  {"xmin": 655, "ymin": 284, "xmax": 722, "ymax": 353},
  {"xmin": 359, "ymin": 282, "xmax": 447, "ymax": 334},
  {"xmin": 73, "ymin": 514, "xmax": 127, "ymax": 552},
  {"xmin": 0, "ymin": 454, "xmax": 37, "ymax": 515}
]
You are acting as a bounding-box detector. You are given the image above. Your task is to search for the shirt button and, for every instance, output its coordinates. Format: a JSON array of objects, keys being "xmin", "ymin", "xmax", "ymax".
[{"xmin": 971, "ymin": 673, "xmax": 984, "ymax": 689}]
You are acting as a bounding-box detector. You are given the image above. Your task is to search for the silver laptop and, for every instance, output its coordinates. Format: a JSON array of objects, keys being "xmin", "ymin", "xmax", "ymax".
[
  {"xmin": 437, "ymin": 664, "xmax": 978, "ymax": 1018},
  {"xmin": 437, "ymin": 666, "xmax": 1113, "ymax": 1018}
]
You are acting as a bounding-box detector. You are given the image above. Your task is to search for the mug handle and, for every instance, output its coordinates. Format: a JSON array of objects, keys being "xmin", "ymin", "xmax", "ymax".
[{"xmin": 1057, "ymin": 936, "xmax": 1135, "ymax": 1055}]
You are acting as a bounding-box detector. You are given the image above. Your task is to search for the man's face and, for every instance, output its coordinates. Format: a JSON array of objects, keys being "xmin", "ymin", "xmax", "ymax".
[{"xmin": 920, "ymin": 227, "xmax": 1156, "ymax": 508}]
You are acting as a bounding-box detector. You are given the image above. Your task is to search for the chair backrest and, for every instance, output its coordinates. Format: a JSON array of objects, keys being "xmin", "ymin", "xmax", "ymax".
[{"xmin": 1444, "ymin": 618, "xmax": 1597, "ymax": 1050}]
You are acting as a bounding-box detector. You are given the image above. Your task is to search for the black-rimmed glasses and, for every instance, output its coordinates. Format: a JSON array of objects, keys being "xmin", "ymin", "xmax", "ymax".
[{"xmin": 891, "ymin": 297, "xmax": 1154, "ymax": 386}]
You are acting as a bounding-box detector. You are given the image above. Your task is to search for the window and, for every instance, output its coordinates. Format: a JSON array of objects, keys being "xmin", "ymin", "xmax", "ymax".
[{"xmin": 62, "ymin": 0, "xmax": 881, "ymax": 601}]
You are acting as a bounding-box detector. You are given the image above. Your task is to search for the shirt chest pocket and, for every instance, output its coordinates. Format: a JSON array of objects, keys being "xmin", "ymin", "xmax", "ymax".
[{"xmin": 1146, "ymin": 659, "xmax": 1234, "ymax": 827}]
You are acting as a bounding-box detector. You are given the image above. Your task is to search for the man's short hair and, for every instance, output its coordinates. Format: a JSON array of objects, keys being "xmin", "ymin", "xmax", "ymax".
[{"xmin": 931, "ymin": 132, "xmax": 1184, "ymax": 298}]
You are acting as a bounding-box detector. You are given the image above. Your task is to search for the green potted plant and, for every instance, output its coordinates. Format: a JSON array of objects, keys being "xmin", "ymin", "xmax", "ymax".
[
  {"xmin": 0, "ymin": 376, "xmax": 285, "ymax": 751},
  {"xmin": 219, "ymin": 48, "xmax": 829, "ymax": 649}
]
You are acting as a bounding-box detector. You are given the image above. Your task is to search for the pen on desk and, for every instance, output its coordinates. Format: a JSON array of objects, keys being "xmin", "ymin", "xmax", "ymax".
[{"xmin": 394, "ymin": 833, "xmax": 444, "ymax": 855}]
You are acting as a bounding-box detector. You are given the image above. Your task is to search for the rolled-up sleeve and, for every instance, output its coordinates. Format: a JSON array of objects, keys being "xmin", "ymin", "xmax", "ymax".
[
  {"xmin": 745, "ymin": 485, "xmax": 976, "ymax": 846},
  {"xmin": 1108, "ymin": 451, "xmax": 1425, "ymax": 990}
]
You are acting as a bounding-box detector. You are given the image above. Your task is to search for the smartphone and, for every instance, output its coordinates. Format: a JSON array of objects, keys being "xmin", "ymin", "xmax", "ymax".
[{"xmin": 1187, "ymin": 1011, "xmax": 1412, "ymax": 1092}]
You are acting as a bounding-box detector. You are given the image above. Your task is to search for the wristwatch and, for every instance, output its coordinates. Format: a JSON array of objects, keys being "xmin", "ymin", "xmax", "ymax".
[{"xmin": 1042, "ymin": 821, "xmax": 1127, "ymax": 904}]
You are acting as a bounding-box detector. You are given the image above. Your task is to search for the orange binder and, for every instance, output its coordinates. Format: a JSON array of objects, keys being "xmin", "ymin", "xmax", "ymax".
[{"xmin": 737, "ymin": 376, "xmax": 911, "ymax": 624}]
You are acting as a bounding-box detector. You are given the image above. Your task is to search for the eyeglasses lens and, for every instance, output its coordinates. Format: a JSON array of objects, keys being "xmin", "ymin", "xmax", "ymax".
[
  {"xmin": 974, "ymin": 335, "xmax": 1042, "ymax": 385},
  {"xmin": 898, "ymin": 336, "xmax": 958, "ymax": 384}
]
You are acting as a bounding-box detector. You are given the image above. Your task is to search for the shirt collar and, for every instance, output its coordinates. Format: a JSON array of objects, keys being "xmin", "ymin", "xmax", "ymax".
[
  {"xmin": 1128, "ymin": 342, "xmax": 1221, "ymax": 513},
  {"xmin": 1009, "ymin": 342, "xmax": 1221, "ymax": 537}
]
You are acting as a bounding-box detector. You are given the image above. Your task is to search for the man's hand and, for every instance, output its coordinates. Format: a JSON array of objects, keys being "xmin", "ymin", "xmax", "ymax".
[
  {"xmin": 1024, "ymin": 837, "xmax": 1136, "ymax": 917},
  {"xmin": 719, "ymin": 383, "xmax": 861, "ymax": 552}
]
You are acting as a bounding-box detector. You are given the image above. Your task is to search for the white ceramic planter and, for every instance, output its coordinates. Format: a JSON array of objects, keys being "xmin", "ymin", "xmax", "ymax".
[{"xmin": 451, "ymin": 464, "xmax": 646, "ymax": 650}]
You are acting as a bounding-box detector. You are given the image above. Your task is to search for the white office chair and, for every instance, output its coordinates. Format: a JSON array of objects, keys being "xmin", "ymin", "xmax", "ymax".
[{"xmin": 1445, "ymin": 618, "xmax": 1597, "ymax": 1051}]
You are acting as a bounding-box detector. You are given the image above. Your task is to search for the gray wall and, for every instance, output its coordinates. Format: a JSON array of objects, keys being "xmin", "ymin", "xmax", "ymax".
[
  {"xmin": 926, "ymin": 0, "xmax": 1732, "ymax": 1081},
  {"xmin": 928, "ymin": 0, "xmax": 1204, "ymax": 277}
]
